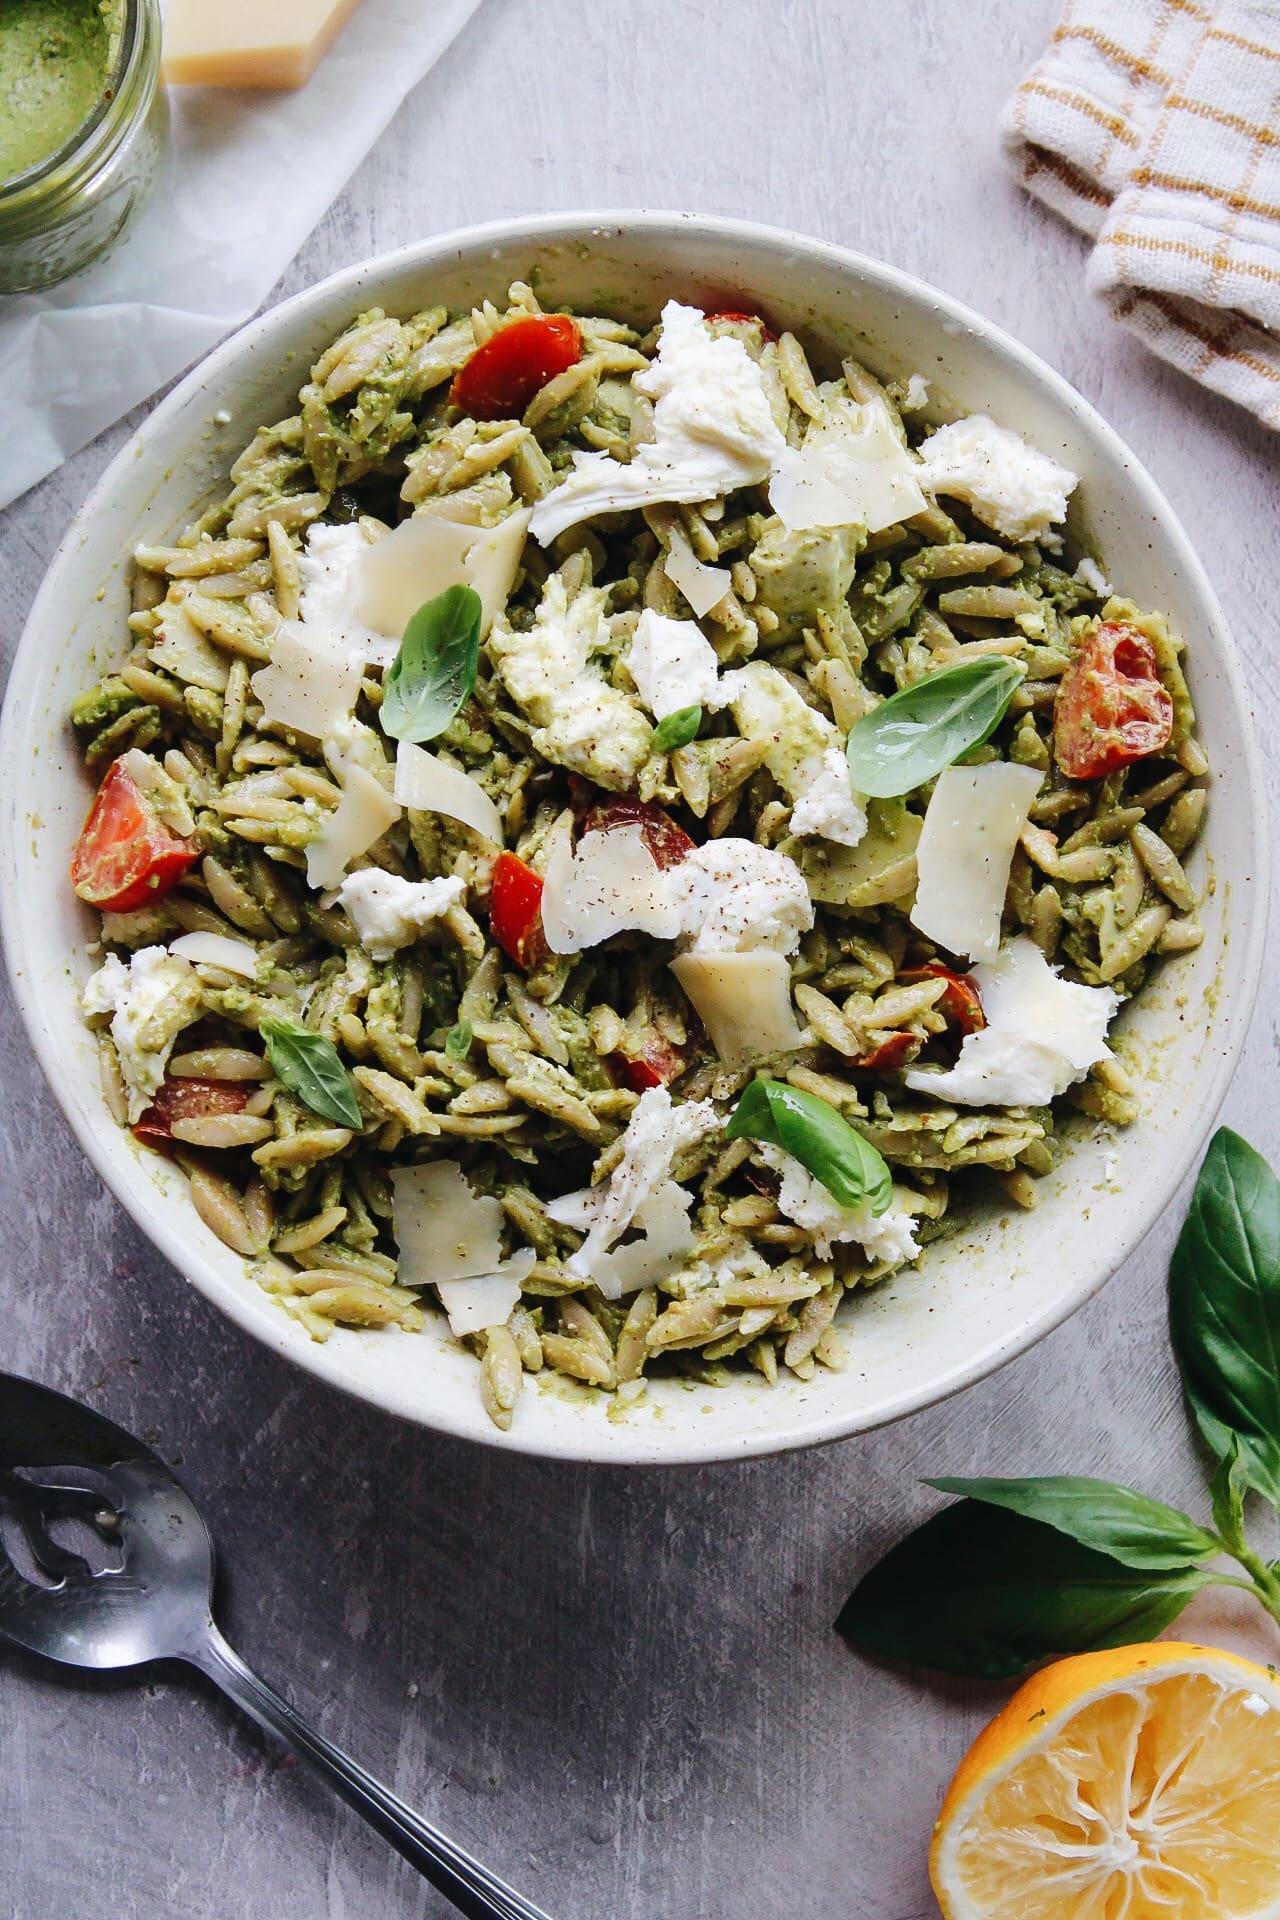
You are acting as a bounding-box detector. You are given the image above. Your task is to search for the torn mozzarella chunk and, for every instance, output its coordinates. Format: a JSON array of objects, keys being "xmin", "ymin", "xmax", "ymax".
[
  {"xmin": 626, "ymin": 609, "xmax": 726, "ymax": 721},
  {"xmin": 82, "ymin": 946, "xmax": 201, "ymax": 1122},
  {"xmin": 915, "ymin": 415, "xmax": 1078, "ymax": 542},
  {"xmin": 663, "ymin": 541, "xmax": 732, "ymax": 618},
  {"xmin": 305, "ymin": 761, "xmax": 402, "ymax": 891},
  {"xmin": 756, "ymin": 1143, "xmax": 921, "ymax": 1267},
  {"xmin": 1074, "ymin": 555, "xmax": 1111, "ymax": 596},
  {"xmin": 902, "ymin": 374, "xmax": 930, "ymax": 411},
  {"xmin": 911, "ymin": 763, "xmax": 1042, "ymax": 962},
  {"xmin": 541, "ymin": 824, "xmax": 681, "ymax": 955},
  {"xmin": 169, "ymin": 932, "xmax": 260, "ymax": 978},
  {"xmin": 249, "ymin": 620, "xmax": 364, "ymax": 741},
  {"xmin": 335, "ymin": 870, "xmax": 465, "ymax": 960},
  {"xmin": 528, "ymin": 300, "xmax": 787, "ymax": 543},
  {"xmin": 393, "ymin": 742, "xmax": 505, "ymax": 845},
  {"xmin": 788, "ymin": 745, "xmax": 868, "ymax": 848},
  {"xmin": 150, "ymin": 597, "xmax": 230, "ymax": 692},
  {"xmin": 297, "ymin": 522, "xmax": 390, "ymax": 656},
  {"xmin": 546, "ymin": 1085, "xmax": 717, "ymax": 1282},
  {"xmin": 769, "ymin": 397, "xmax": 928, "ymax": 534},
  {"xmin": 727, "ymin": 661, "xmax": 866, "ymax": 849},
  {"xmin": 669, "ymin": 951, "xmax": 805, "ymax": 1069},
  {"xmin": 435, "ymin": 1250, "xmax": 537, "ymax": 1338},
  {"xmin": 904, "ymin": 935, "xmax": 1119, "ymax": 1108},
  {"xmin": 669, "ymin": 838, "xmax": 814, "ymax": 955},
  {"xmin": 352, "ymin": 508, "xmax": 530, "ymax": 647}
]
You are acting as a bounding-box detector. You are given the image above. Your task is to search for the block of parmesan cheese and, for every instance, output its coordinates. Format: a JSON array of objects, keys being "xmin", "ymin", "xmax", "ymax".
[{"xmin": 162, "ymin": 0, "xmax": 366, "ymax": 89}]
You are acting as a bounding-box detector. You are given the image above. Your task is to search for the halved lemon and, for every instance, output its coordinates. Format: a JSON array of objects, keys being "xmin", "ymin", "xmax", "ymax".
[{"xmin": 931, "ymin": 1642, "xmax": 1280, "ymax": 1920}]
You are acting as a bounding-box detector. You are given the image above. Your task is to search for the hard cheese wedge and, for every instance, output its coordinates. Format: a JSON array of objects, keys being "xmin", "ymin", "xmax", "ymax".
[{"xmin": 162, "ymin": 0, "xmax": 366, "ymax": 89}]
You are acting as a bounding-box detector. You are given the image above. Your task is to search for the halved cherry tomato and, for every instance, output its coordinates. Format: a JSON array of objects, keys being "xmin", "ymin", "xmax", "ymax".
[
  {"xmin": 71, "ymin": 757, "xmax": 197, "ymax": 913},
  {"xmin": 899, "ymin": 964, "xmax": 985, "ymax": 1037},
  {"xmin": 489, "ymin": 851, "xmax": 548, "ymax": 970},
  {"xmin": 614, "ymin": 1029, "xmax": 687, "ymax": 1092},
  {"xmin": 854, "ymin": 1032, "xmax": 917, "ymax": 1073},
  {"xmin": 582, "ymin": 796, "xmax": 696, "ymax": 870},
  {"xmin": 450, "ymin": 314, "xmax": 583, "ymax": 421},
  {"xmin": 1053, "ymin": 622, "xmax": 1174, "ymax": 781},
  {"xmin": 132, "ymin": 1077, "xmax": 250, "ymax": 1152},
  {"xmin": 705, "ymin": 309, "xmax": 779, "ymax": 345}
]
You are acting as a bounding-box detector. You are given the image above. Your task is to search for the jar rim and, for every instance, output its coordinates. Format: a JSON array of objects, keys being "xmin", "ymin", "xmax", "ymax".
[{"xmin": 0, "ymin": 0, "xmax": 153, "ymax": 208}]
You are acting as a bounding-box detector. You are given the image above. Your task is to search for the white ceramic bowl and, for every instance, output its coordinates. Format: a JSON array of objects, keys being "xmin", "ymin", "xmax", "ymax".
[{"xmin": 1, "ymin": 213, "xmax": 1266, "ymax": 1464}]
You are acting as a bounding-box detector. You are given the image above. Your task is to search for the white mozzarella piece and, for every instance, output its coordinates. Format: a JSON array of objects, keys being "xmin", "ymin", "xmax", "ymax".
[
  {"xmin": 391, "ymin": 1161, "xmax": 505, "ymax": 1282},
  {"xmin": 169, "ymin": 932, "xmax": 260, "ymax": 978},
  {"xmin": 250, "ymin": 620, "xmax": 364, "ymax": 741},
  {"xmin": 335, "ymin": 870, "xmax": 465, "ymax": 960},
  {"xmin": 769, "ymin": 398, "xmax": 928, "ymax": 534},
  {"xmin": 727, "ymin": 663, "xmax": 866, "ymax": 849},
  {"xmin": 911, "ymin": 763, "xmax": 1042, "ymax": 961},
  {"xmin": 788, "ymin": 745, "xmax": 868, "ymax": 849},
  {"xmin": 626, "ymin": 609, "xmax": 725, "ymax": 720},
  {"xmin": 541, "ymin": 824, "xmax": 681, "ymax": 955},
  {"xmin": 528, "ymin": 301, "xmax": 787, "ymax": 543},
  {"xmin": 1074, "ymin": 555, "xmax": 1111, "ymax": 596},
  {"xmin": 435, "ymin": 1250, "xmax": 537, "ymax": 1337},
  {"xmin": 393, "ymin": 742, "xmax": 505, "ymax": 845},
  {"xmin": 546, "ymin": 1085, "xmax": 717, "ymax": 1282},
  {"xmin": 587, "ymin": 1183, "xmax": 697, "ymax": 1300},
  {"xmin": 353, "ymin": 508, "xmax": 530, "ymax": 645},
  {"xmin": 756, "ymin": 1142, "xmax": 921, "ymax": 1266},
  {"xmin": 305, "ymin": 763, "xmax": 402, "ymax": 891},
  {"xmin": 149, "ymin": 598, "xmax": 230, "ymax": 692},
  {"xmin": 81, "ymin": 946, "xmax": 201, "ymax": 1122},
  {"xmin": 668, "ymin": 837, "xmax": 814, "ymax": 955},
  {"xmin": 904, "ymin": 936, "xmax": 1118, "ymax": 1108},
  {"xmin": 669, "ymin": 951, "xmax": 805, "ymax": 1069},
  {"xmin": 915, "ymin": 415, "xmax": 1078, "ymax": 543},
  {"xmin": 297, "ymin": 523, "xmax": 389, "ymax": 657},
  {"xmin": 663, "ymin": 541, "xmax": 732, "ymax": 618}
]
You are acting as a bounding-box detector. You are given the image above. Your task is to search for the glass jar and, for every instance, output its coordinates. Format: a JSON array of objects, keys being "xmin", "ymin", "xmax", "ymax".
[{"xmin": 0, "ymin": 0, "xmax": 168, "ymax": 296}]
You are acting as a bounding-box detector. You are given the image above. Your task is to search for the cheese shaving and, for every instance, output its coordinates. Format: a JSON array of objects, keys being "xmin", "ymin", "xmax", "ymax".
[
  {"xmin": 669, "ymin": 951, "xmax": 805, "ymax": 1069},
  {"xmin": 911, "ymin": 763, "xmax": 1042, "ymax": 961},
  {"xmin": 541, "ymin": 824, "xmax": 681, "ymax": 955},
  {"xmin": 250, "ymin": 620, "xmax": 364, "ymax": 742},
  {"xmin": 393, "ymin": 742, "xmax": 505, "ymax": 845},
  {"xmin": 769, "ymin": 398, "xmax": 928, "ymax": 534}
]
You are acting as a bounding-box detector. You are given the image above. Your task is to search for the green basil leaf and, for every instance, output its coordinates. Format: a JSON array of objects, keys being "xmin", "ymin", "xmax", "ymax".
[
  {"xmin": 1210, "ymin": 1436, "xmax": 1251, "ymax": 1555},
  {"xmin": 835, "ymin": 1499, "xmax": 1214, "ymax": 1678},
  {"xmin": 844, "ymin": 658, "xmax": 1025, "ymax": 798},
  {"xmin": 725, "ymin": 1078, "xmax": 893, "ymax": 1214},
  {"xmin": 652, "ymin": 705, "xmax": 702, "ymax": 754},
  {"xmin": 259, "ymin": 1016, "xmax": 363, "ymax": 1130},
  {"xmin": 445, "ymin": 1018, "xmax": 473, "ymax": 1062},
  {"xmin": 1169, "ymin": 1128, "xmax": 1280, "ymax": 1507},
  {"xmin": 380, "ymin": 584, "xmax": 483, "ymax": 745},
  {"xmin": 926, "ymin": 1475, "xmax": 1218, "ymax": 1571}
]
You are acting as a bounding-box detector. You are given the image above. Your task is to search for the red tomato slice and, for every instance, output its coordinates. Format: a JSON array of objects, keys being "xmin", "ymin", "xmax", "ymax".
[
  {"xmin": 705, "ymin": 309, "xmax": 779, "ymax": 345},
  {"xmin": 490, "ymin": 851, "xmax": 548, "ymax": 970},
  {"xmin": 899, "ymin": 964, "xmax": 985, "ymax": 1037},
  {"xmin": 132, "ymin": 1077, "xmax": 250, "ymax": 1151},
  {"xmin": 71, "ymin": 757, "xmax": 197, "ymax": 912},
  {"xmin": 450, "ymin": 314, "xmax": 583, "ymax": 421},
  {"xmin": 581, "ymin": 796, "xmax": 696, "ymax": 871},
  {"xmin": 614, "ymin": 1030, "xmax": 687, "ymax": 1092},
  {"xmin": 854, "ymin": 1032, "xmax": 917, "ymax": 1073},
  {"xmin": 1053, "ymin": 622, "xmax": 1174, "ymax": 781}
]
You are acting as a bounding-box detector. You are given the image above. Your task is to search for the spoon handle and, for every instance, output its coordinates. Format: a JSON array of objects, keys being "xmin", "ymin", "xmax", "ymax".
[{"xmin": 190, "ymin": 1626, "xmax": 553, "ymax": 1920}]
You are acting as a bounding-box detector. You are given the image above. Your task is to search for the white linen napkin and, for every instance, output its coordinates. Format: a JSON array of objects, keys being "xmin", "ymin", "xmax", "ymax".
[
  {"xmin": 0, "ymin": 0, "xmax": 483, "ymax": 512},
  {"xmin": 1002, "ymin": 0, "xmax": 1280, "ymax": 429}
]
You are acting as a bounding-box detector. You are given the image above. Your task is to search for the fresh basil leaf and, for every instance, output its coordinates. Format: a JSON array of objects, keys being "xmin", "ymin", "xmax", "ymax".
[
  {"xmin": 844, "ymin": 658, "xmax": 1025, "ymax": 799},
  {"xmin": 652, "ymin": 705, "xmax": 702, "ymax": 754},
  {"xmin": 1169, "ymin": 1128, "xmax": 1280, "ymax": 1507},
  {"xmin": 927, "ymin": 1476, "xmax": 1218, "ymax": 1572},
  {"xmin": 445, "ymin": 1018, "xmax": 473, "ymax": 1062},
  {"xmin": 1210, "ymin": 1437, "xmax": 1251, "ymax": 1555},
  {"xmin": 380, "ymin": 584, "xmax": 483, "ymax": 745},
  {"xmin": 835, "ymin": 1499, "xmax": 1214, "ymax": 1678},
  {"xmin": 725, "ymin": 1078, "xmax": 893, "ymax": 1214},
  {"xmin": 259, "ymin": 1015, "xmax": 363, "ymax": 1130}
]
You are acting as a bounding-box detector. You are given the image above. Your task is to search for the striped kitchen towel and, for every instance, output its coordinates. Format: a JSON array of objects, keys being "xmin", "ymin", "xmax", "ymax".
[{"xmin": 1002, "ymin": 0, "xmax": 1280, "ymax": 429}]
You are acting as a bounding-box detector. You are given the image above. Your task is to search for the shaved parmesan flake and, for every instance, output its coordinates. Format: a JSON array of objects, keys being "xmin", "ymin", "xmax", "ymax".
[
  {"xmin": 769, "ymin": 398, "xmax": 928, "ymax": 535},
  {"xmin": 394, "ymin": 742, "xmax": 505, "ymax": 845},
  {"xmin": 542, "ymin": 824, "xmax": 681, "ymax": 955},
  {"xmin": 916, "ymin": 415, "xmax": 1077, "ymax": 543},
  {"xmin": 436, "ymin": 1250, "xmax": 537, "ymax": 1337},
  {"xmin": 250, "ymin": 621, "xmax": 363, "ymax": 742},
  {"xmin": 354, "ymin": 508, "xmax": 530, "ymax": 645},
  {"xmin": 911, "ymin": 763, "xmax": 1042, "ymax": 961},
  {"xmin": 335, "ymin": 870, "xmax": 465, "ymax": 959},
  {"xmin": 392, "ymin": 1160, "xmax": 504, "ymax": 1283},
  {"xmin": 670, "ymin": 951, "xmax": 805, "ymax": 1069},
  {"xmin": 169, "ymin": 932, "xmax": 260, "ymax": 978},
  {"xmin": 905, "ymin": 936, "xmax": 1117, "ymax": 1108},
  {"xmin": 589, "ymin": 1184, "xmax": 697, "ymax": 1299},
  {"xmin": 756, "ymin": 1143, "xmax": 921, "ymax": 1266},
  {"xmin": 528, "ymin": 301, "xmax": 787, "ymax": 544},
  {"xmin": 626, "ymin": 609, "xmax": 726, "ymax": 721},
  {"xmin": 150, "ymin": 598, "xmax": 230, "ymax": 692},
  {"xmin": 663, "ymin": 541, "xmax": 732, "ymax": 618},
  {"xmin": 305, "ymin": 763, "xmax": 401, "ymax": 891},
  {"xmin": 298, "ymin": 523, "xmax": 388, "ymax": 657}
]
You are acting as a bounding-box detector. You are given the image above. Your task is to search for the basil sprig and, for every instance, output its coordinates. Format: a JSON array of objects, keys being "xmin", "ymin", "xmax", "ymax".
[
  {"xmin": 652, "ymin": 705, "xmax": 702, "ymax": 754},
  {"xmin": 260, "ymin": 1015, "xmax": 363, "ymax": 1131},
  {"xmin": 837, "ymin": 1128, "xmax": 1280, "ymax": 1676},
  {"xmin": 844, "ymin": 657, "xmax": 1024, "ymax": 798},
  {"xmin": 726, "ymin": 1078, "xmax": 893, "ymax": 1214},
  {"xmin": 380, "ymin": 584, "xmax": 483, "ymax": 745}
]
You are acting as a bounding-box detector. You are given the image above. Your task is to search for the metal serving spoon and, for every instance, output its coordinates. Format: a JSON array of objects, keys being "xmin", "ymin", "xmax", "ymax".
[{"xmin": 0, "ymin": 1371, "xmax": 553, "ymax": 1920}]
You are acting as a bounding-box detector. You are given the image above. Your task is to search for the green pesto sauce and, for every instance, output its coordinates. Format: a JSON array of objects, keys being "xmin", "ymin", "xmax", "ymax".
[{"xmin": 0, "ymin": 0, "xmax": 123, "ymax": 185}]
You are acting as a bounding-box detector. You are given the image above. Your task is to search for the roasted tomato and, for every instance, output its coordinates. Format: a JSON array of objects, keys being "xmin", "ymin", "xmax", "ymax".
[
  {"xmin": 854, "ymin": 1032, "xmax": 917, "ymax": 1072},
  {"xmin": 900, "ymin": 964, "xmax": 985, "ymax": 1037},
  {"xmin": 582, "ymin": 796, "xmax": 696, "ymax": 870},
  {"xmin": 71, "ymin": 757, "xmax": 197, "ymax": 912},
  {"xmin": 614, "ymin": 1029, "xmax": 687, "ymax": 1092},
  {"xmin": 1053, "ymin": 622, "xmax": 1174, "ymax": 781},
  {"xmin": 132, "ymin": 1077, "xmax": 250, "ymax": 1151},
  {"xmin": 489, "ymin": 851, "xmax": 548, "ymax": 970},
  {"xmin": 704, "ymin": 309, "xmax": 779, "ymax": 344},
  {"xmin": 449, "ymin": 314, "xmax": 583, "ymax": 420}
]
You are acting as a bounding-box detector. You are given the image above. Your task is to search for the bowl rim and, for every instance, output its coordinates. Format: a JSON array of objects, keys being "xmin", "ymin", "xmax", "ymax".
[{"xmin": 2, "ymin": 208, "xmax": 1268, "ymax": 1465}]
